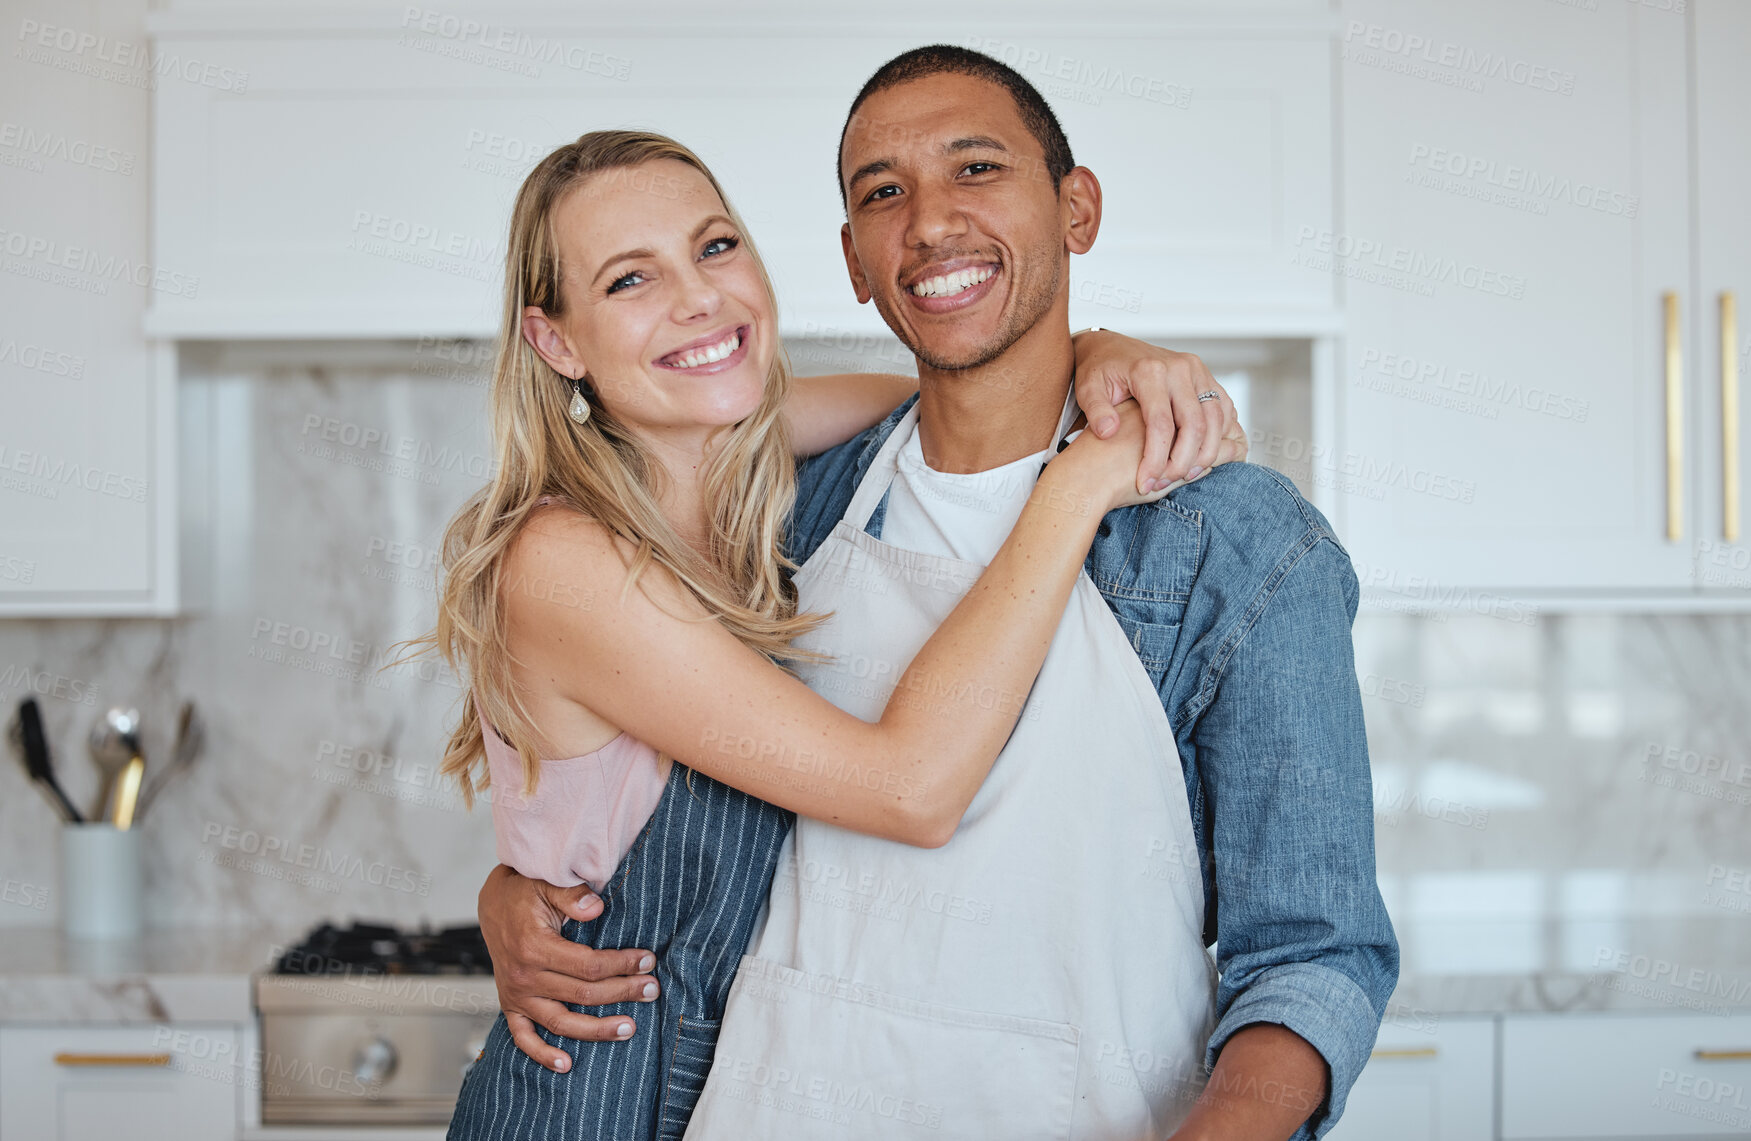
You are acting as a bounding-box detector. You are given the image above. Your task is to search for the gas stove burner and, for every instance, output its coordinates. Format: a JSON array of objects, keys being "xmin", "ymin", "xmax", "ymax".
[{"xmin": 274, "ymin": 921, "xmax": 492, "ymax": 976}]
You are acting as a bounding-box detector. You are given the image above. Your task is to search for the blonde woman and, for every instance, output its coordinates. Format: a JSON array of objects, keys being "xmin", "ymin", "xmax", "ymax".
[{"xmin": 434, "ymin": 130, "xmax": 1239, "ymax": 1141}]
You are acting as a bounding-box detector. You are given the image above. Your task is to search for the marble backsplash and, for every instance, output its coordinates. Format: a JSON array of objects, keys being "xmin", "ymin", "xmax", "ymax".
[
  {"xmin": 1, "ymin": 349, "xmax": 504, "ymax": 940},
  {"xmin": 2, "ymin": 353, "xmax": 1747, "ymax": 990}
]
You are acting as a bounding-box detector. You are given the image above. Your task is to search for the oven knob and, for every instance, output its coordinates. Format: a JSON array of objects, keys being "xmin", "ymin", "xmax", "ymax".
[{"xmin": 353, "ymin": 1036, "xmax": 399, "ymax": 1087}]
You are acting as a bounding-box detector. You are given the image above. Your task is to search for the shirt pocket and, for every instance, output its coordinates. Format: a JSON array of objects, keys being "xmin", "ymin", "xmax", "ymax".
[
  {"xmin": 1111, "ymin": 613, "xmax": 1181, "ymax": 687},
  {"xmin": 687, "ymin": 956, "xmax": 1080, "ymax": 1140},
  {"xmin": 658, "ymin": 1014, "xmax": 721, "ymax": 1141}
]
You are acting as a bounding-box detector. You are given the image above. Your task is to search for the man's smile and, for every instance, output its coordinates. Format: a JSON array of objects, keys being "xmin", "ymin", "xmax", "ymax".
[{"xmin": 900, "ymin": 258, "xmax": 1003, "ymax": 314}]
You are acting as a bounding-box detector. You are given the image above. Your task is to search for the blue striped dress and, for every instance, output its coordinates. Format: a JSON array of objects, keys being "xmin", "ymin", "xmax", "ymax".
[{"xmin": 447, "ymin": 762, "xmax": 794, "ymax": 1140}]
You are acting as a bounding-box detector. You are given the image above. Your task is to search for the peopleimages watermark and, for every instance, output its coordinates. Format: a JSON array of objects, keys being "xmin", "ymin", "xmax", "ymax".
[
  {"xmin": 1373, "ymin": 784, "xmax": 1491, "ymax": 832},
  {"xmin": 1693, "ymin": 539, "xmax": 1751, "ymax": 589},
  {"xmin": 0, "ymin": 442, "xmax": 149, "ymax": 503},
  {"xmin": 0, "ymin": 663, "xmax": 98, "ymax": 705},
  {"xmin": 1093, "ymin": 1037, "xmax": 1203, "ymax": 1104},
  {"xmin": 715, "ymin": 1059, "xmax": 944, "ymax": 1130},
  {"xmin": 350, "ymin": 211, "xmax": 500, "ymax": 265},
  {"xmin": 1250, "ymin": 431, "xmax": 1478, "ymax": 506},
  {"xmin": 0, "ymin": 121, "xmax": 135, "ymax": 176},
  {"xmin": 347, "ymin": 210, "xmax": 499, "ymax": 284},
  {"xmin": 770, "ymin": 856, "xmax": 996, "ymax": 928},
  {"xmin": 268, "ymin": 945, "xmax": 496, "ymax": 1016},
  {"xmin": 788, "ymin": 322, "xmax": 914, "ymax": 374},
  {"xmin": 1342, "ymin": 20, "xmax": 1576, "ymax": 97},
  {"xmin": 1703, "ymin": 864, "xmax": 1751, "ymax": 916},
  {"xmin": 247, "ymin": 616, "xmax": 462, "ymax": 691},
  {"xmin": 0, "ymin": 555, "xmax": 39, "ymax": 586},
  {"xmin": 1404, "ymin": 143, "xmax": 1637, "ymax": 220},
  {"xmin": 398, "ymin": 6, "xmax": 631, "ymax": 80},
  {"xmin": 1653, "ymin": 1067, "xmax": 1750, "ymax": 1132},
  {"xmin": 1359, "ymin": 672, "xmax": 1427, "ymax": 708},
  {"xmin": 1356, "ymin": 347, "xmax": 1590, "ymax": 424},
  {"xmin": 411, "ymin": 336, "xmax": 495, "ymax": 384},
  {"xmin": 361, "ymin": 534, "xmax": 442, "ymax": 594},
  {"xmin": 961, "ymin": 37, "xmax": 1193, "ymax": 109},
  {"xmin": 14, "ymin": 18, "xmax": 249, "ymax": 93},
  {"xmin": 1070, "ymin": 276, "xmax": 1145, "ymax": 315},
  {"xmin": 1354, "ymin": 365, "xmax": 1501, "ymax": 423},
  {"xmin": 1292, "ymin": 226, "xmax": 1527, "ymax": 301},
  {"xmin": 1588, "ymin": 946, "xmax": 1751, "ymax": 1015},
  {"xmin": 700, "ymin": 729, "xmax": 925, "ymax": 804},
  {"xmin": 1351, "ymin": 560, "xmax": 1541, "ymax": 627},
  {"xmin": 1140, "ymin": 834, "xmax": 1199, "ymax": 888},
  {"xmin": 1382, "ymin": 999, "xmax": 1441, "ymax": 1035},
  {"xmin": 803, "ymin": 644, "xmax": 1044, "ymax": 724},
  {"xmin": 0, "ymin": 226, "xmax": 199, "ymax": 298},
  {"xmin": 151, "ymin": 1026, "xmax": 498, "ymax": 1097},
  {"xmin": 199, "ymin": 820, "xmax": 432, "ymax": 897},
  {"xmin": 460, "ymin": 128, "xmax": 559, "ymax": 180},
  {"xmin": 297, "ymin": 413, "xmax": 495, "ymax": 485},
  {"xmin": 149, "ymin": 1027, "xmax": 376, "ymax": 1097},
  {"xmin": 1, "ymin": 875, "xmax": 50, "ymax": 912},
  {"xmin": 0, "ymin": 336, "xmax": 85, "ymax": 378},
  {"xmin": 312, "ymin": 739, "xmax": 471, "ymax": 813},
  {"xmin": 1639, "ymin": 742, "xmax": 1751, "ymax": 806}
]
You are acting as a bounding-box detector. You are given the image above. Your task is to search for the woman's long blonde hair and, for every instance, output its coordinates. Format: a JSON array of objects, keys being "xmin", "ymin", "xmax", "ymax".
[{"xmin": 421, "ymin": 130, "xmax": 821, "ymax": 803}]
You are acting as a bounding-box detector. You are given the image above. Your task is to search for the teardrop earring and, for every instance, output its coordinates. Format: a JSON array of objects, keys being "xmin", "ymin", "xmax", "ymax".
[{"xmin": 567, "ymin": 376, "xmax": 591, "ymax": 425}]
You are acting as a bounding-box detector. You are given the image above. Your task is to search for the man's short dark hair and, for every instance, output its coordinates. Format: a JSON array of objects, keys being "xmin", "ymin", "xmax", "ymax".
[{"xmin": 837, "ymin": 44, "xmax": 1075, "ymax": 210}]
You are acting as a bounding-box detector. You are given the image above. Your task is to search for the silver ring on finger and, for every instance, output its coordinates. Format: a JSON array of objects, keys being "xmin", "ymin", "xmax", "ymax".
[{"xmin": 1196, "ymin": 390, "xmax": 1220, "ymax": 403}]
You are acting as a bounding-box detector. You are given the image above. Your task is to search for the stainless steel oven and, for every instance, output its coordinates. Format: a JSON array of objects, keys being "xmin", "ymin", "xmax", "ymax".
[{"xmin": 255, "ymin": 923, "xmax": 498, "ymax": 1126}]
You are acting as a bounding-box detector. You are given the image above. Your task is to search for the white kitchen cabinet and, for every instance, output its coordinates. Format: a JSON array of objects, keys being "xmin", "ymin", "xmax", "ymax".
[
  {"xmin": 1326, "ymin": 1016, "xmax": 1494, "ymax": 1141},
  {"xmin": 143, "ymin": 6, "xmax": 1338, "ymax": 341},
  {"xmin": 1335, "ymin": 0, "xmax": 1702, "ymax": 599},
  {"xmin": 1502, "ymin": 1013, "xmax": 1751, "ymax": 1138},
  {"xmin": 0, "ymin": 1023, "xmax": 238, "ymax": 1141},
  {"xmin": 0, "ymin": 0, "xmax": 183, "ymax": 615},
  {"xmin": 1691, "ymin": 0, "xmax": 1751, "ymax": 599}
]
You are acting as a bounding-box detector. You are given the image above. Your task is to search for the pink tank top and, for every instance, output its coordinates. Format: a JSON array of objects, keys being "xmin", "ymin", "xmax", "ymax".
[{"xmin": 482, "ymin": 715, "xmax": 670, "ymax": 891}]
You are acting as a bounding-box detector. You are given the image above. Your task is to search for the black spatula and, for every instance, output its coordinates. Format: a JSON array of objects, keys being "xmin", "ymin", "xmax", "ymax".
[{"xmin": 13, "ymin": 698, "xmax": 84, "ymax": 824}]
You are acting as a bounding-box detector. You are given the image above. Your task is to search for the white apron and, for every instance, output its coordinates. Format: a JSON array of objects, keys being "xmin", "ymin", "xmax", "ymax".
[{"xmin": 687, "ymin": 394, "xmax": 1217, "ymax": 1141}]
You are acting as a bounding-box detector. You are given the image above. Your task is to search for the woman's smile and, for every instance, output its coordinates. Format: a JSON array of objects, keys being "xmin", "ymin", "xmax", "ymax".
[{"xmin": 652, "ymin": 324, "xmax": 751, "ymax": 374}]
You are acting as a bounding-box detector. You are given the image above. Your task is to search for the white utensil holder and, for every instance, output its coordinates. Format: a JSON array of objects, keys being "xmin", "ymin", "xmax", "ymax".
[{"xmin": 60, "ymin": 824, "xmax": 142, "ymax": 940}]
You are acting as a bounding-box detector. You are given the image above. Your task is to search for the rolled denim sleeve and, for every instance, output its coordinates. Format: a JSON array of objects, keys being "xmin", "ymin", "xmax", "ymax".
[{"xmin": 1190, "ymin": 534, "xmax": 1399, "ymax": 1138}]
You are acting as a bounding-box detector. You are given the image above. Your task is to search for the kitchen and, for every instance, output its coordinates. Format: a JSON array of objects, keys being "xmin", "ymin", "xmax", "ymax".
[{"xmin": 2, "ymin": 0, "xmax": 1748, "ymax": 1138}]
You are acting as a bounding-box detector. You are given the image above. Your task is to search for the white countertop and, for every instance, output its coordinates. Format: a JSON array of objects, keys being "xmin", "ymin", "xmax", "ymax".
[
  {"xmin": 1385, "ymin": 913, "xmax": 1751, "ymax": 1017},
  {"xmin": 3, "ymin": 915, "xmax": 1747, "ymax": 1026},
  {"xmin": 0, "ymin": 927, "xmax": 285, "ymax": 1023}
]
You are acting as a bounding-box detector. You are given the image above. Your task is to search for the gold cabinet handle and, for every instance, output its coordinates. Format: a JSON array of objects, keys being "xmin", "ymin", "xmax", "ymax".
[
  {"xmin": 1370, "ymin": 1047, "xmax": 1438, "ymax": 1060},
  {"xmin": 1696, "ymin": 1049, "xmax": 1751, "ymax": 1061},
  {"xmin": 1724, "ymin": 291, "xmax": 1740, "ymax": 544},
  {"xmin": 53, "ymin": 1052, "xmax": 172, "ymax": 1067},
  {"xmin": 1666, "ymin": 291, "xmax": 1684, "ymax": 542}
]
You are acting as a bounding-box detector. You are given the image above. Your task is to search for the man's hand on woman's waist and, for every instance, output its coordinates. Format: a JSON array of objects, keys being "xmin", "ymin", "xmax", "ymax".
[{"xmin": 478, "ymin": 863, "xmax": 661, "ymax": 1072}]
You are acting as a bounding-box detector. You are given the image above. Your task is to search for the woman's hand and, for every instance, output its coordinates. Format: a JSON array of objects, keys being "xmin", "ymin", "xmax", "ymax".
[
  {"xmin": 1071, "ymin": 331, "xmax": 1248, "ymax": 494},
  {"xmin": 1049, "ymin": 398, "xmax": 1180, "ymax": 514}
]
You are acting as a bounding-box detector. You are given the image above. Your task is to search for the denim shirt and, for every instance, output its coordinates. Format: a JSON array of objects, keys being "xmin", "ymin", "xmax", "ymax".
[{"xmin": 787, "ymin": 394, "xmax": 1399, "ymax": 1139}]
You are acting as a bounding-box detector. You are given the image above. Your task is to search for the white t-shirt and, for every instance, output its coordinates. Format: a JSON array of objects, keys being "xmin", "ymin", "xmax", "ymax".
[{"xmin": 879, "ymin": 427, "xmax": 1059, "ymax": 564}]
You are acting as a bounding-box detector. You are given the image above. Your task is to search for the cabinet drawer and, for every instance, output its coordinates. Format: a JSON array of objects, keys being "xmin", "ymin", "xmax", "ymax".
[
  {"xmin": 1502, "ymin": 1014, "xmax": 1751, "ymax": 1138},
  {"xmin": 1328, "ymin": 1016, "xmax": 1495, "ymax": 1141},
  {"xmin": 0, "ymin": 1024, "xmax": 238, "ymax": 1141}
]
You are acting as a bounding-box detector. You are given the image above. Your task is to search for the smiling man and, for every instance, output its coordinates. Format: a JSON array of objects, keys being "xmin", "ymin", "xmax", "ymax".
[{"xmin": 477, "ymin": 45, "xmax": 1396, "ymax": 1141}]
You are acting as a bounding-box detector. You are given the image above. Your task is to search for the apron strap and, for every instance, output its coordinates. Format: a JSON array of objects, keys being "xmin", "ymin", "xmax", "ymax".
[
  {"xmin": 842, "ymin": 402, "xmax": 922, "ymax": 531},
  {"xmin": 1048, "ymin": 385, "xmax": 1081, "ymax": 451}
]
